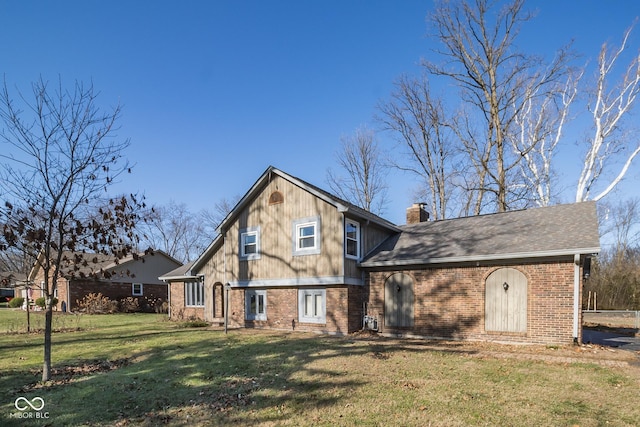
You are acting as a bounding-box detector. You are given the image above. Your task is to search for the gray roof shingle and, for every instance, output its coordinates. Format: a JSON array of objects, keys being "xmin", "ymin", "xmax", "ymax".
[{"xmin": 361, "ymin": 202, "xmax": 600, "ymax": 267}]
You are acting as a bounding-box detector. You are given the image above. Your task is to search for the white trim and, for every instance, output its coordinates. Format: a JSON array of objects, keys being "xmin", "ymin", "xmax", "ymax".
[
  {"xmin": 240, "ymin": 226, "xmax": 261, "ymax": 260},
  {"xmin": 360, "ymin": 247, "xmax": 601, "ymax": 268},
  {"xmin": 292, "ymin": 216, "xmax": 321, "ymax": 256},
  {"xmin": 228, "ymin": 276, "xmax": 363, "ymax": 288},
  {"xmin": 345, "ymin": 219, "xmax": 361, "ymax": 260},
  {"xmin": 185, "ymin": 281, "xmax": 204, "ymax": 307},
  {"xmin": 245, "ymin": 289, "xmax": 267, "ymax": 321},
  {"xmin": 132, "ymin": 283, "xmax": 143, "ymax": 296},
  {"xmin": 298, "ymin": 288, "xmax": 326, "ymax": 324}
]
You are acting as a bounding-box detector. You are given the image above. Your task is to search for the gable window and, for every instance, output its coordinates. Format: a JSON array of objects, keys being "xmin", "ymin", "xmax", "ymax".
[
  {"xmin": 298, "ymin": 288, "xmax": 326, "ymax": 324},
  {"xmin": 185, "ymin": 281, "xmax": 204, "ymax": 307},
  {"xmin": 132, "ymin": 283, "xmax": 143, "ymax": 296},
  {"xmin": 345, "ymin": 219, "xmax": 360, "ymax": 259},
  {"xmin": 240, "ymin": 226, "xmax": 260, "ymax": 260},
  {"xmin": 292, "ymin": 216, "xmax": 321, "ymax": 255},
  {"xmin": 246, "ymin": 289, "xmax": 267, "ymax": 321}
]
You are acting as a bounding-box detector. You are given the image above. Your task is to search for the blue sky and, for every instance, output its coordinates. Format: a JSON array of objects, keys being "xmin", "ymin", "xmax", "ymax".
[{"xmin": 1, "ymin": 1, "xmax": 640, "ymax": 227}]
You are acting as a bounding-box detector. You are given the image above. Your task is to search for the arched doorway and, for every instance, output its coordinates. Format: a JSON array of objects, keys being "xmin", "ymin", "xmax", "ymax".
[
  {"xmin": 384, "ymin": 273, "xmax": 414, "ymax": 328},
  {"xmin": 485, "ymin": 268, "xmax": 527, "ymax": 333}
]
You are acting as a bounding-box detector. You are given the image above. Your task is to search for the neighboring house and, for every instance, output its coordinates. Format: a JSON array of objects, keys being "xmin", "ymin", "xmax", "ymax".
[
  {"xmin": 161, "ymin": 166, "xmax": 600, "ymax": 345},
  {"xmin": 27, "ymin": 250, "xmax": 181, "ymax": 312},
  {"xmin": 0, "ymin": 271, "xmax": 24, "ymax": 301}
]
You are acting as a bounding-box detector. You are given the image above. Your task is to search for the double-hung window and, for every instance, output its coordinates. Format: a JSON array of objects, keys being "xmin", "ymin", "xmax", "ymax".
[
  {"xmin": 298, "ymin": 289, "xmax": 326, "ymax": 324},
  {"xmin": 246, "ymin": 290, "xmax": 267, "ymax": 321},
  {"xmin": 292, "ymin": 216, "xmax": 321, "ymax": 255},
  {"xmin": 132, "ymin": 283, "xmax": 143, "ymax": 296},
  {"xmin": 345, "ymin": 219, "xmax": 360, "ymax": 259},
  {"xmin": 185, "ymin": 281, "xmax": 204, "ymax": 307},
  {"xmin": 240, "ymin": 226, "xmax": 260, "ymax": 260}
]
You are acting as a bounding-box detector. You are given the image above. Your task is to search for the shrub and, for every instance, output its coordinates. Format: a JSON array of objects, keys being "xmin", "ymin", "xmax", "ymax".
[
  {"xmin": 119, "ymin": 297, "xmax": 140, "ymax": 313},
  {"xmin": 35, "ymin": 297, "xmax": 59, "ymax": 309},
  {"xmin": 76, "ymin": 293, "xmax": 118, "ymax": 314},
  {"xmin": 8, "ymin": 297, "xmax": 24, "ymax": 308},
  {"xmin": 182, "ymin": 320, "xmax": 209, "ymax": 328}
]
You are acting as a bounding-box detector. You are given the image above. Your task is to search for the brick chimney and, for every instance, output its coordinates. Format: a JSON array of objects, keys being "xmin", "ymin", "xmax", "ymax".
[{"xmin": 406, "ymin": 203, "xmax": 429, "ymax": 224}]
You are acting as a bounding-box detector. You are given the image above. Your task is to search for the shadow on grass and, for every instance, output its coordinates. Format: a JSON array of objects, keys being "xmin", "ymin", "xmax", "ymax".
[
  {"xmin": 0, "ymin": 313, "xmax": 489, "ymax": 427},
  {"xmin": 2, "ymin": 328, "xmax": 453, "ymax": 426}
]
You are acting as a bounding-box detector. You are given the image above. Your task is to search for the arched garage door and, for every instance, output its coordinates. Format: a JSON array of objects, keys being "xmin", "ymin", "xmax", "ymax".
[{"xmin": 485, "ymin": 268, "xmax": 527, "ymax": 333}]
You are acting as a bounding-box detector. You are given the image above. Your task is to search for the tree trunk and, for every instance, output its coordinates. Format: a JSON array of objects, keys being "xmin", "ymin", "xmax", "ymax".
[{"xmin": 42, "ymin": 304, "xmax": 53, "ymax": 382}]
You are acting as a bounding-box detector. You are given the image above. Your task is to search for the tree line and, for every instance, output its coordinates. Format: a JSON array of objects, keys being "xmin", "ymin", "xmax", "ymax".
[{"xmin": 329, "ymin": 0, "xmax": 640, "ymax": 220}]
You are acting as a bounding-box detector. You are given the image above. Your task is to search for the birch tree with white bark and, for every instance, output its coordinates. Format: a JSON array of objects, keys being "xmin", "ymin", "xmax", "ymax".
[
  {"xmin": 576, "ymin": 24, "xmax": 640, "ymax": 203},
  {"xmin": 512, "ymin": 71, "xmax": 581, "ymax": 207},
  {"xmin": 417, "ymin": 0, "xmax": 572, "ymax": 213}
]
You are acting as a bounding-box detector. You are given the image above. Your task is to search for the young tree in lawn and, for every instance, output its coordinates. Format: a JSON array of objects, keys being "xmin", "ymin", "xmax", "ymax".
[
  {"xmin": 0, "ymin": 77, "xmax": 142, "ymax": 382},
  {"xmin": 326, "ymin": 126, "xmax": 389, "ymax": 216}
]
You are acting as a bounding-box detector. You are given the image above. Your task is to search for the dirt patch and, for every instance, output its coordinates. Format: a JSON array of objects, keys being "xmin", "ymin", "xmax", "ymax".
[
  {"xmin": 14, "ymin": 358, "xmax": 132, "ymax": 393},
  {"xmin": 349, "ymin": 332, "xmax": 640, "ymax": 369}
]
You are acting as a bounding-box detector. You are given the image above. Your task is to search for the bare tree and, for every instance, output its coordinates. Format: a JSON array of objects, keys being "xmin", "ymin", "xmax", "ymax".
[
  {"xmin": 512, "ymin": 71, "xmax": 581, "ymax": 206},
  {"xmin": 326, "ymin": 126, "xmax": 389, "ymax": 215},
  {"xmin": 377, "ymin": 74, "xmax": 457, "ymax": 220},
  {"xmin": 0, "ymin": 77, "xmax": 141, "ymax": 381},
  {"xmin": 424, "ymin": 0, "xmax": 572, "ymax": 213},
  {"xmin": 576, "ymin": 24, "xmax": 640, "ymax": 202},
  {"xmin": 140, "ymin": 201, "xmax": 211, "ymax": 263},
  {"xmin": 599, "ymin": 197, "xmax": 640, "ymax": 252}
]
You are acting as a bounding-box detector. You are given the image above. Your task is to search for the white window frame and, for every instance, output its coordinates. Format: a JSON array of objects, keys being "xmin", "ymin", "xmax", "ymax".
[
  {"xmin": 185, "ymin": 281, "xmax": 204, "ymax": 307},
  {"xmin": 345, "ymin": 219, "xmax": 360, "ymax": 260},
  {"xmin": 132, "ymin": 283, "xmax": 143, "ymax": 296},
  {"xmin": 245, "ymin": 289, "xmax": 267, "ymax": 321},
  {"xmin": 240, "ymin": 226, "xmax": 261, "ymax": 260},
  {"xmin": 292, "ymin": 216, "xmax": 321, "ymax": 256},
  {"xmin": 298, "ymin": 288, "xmax": 326, "ymax": 324}
]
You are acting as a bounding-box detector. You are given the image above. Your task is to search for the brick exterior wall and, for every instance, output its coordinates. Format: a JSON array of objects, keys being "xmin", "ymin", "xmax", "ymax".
[
  {"xmin": 61, "ymin": 279, "xmax": 167, "ymax": 312},
  {"xmin": 167, "ymin": 260, "xmax": 584, "ymax": 345},
  {"xmin": 169, "ymin": 281, "xmax": 204, "ymax": 320},
  {"xmin": 366, "ymin": 259, "xmax": 582, "ymax": 345},
  {"xmin": 214, "ymin": 286, "xmax": 358, "ymax": 334}
]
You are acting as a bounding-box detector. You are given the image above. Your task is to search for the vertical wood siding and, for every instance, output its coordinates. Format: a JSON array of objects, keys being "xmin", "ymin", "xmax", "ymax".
[
  {"xmin": 485, "ymin": 267, "xmax": 527, "ymax": 333},
  {"xmin": 384, "ymin": 273, "xmax": 414, "ymax": 327},
  {"xmin": 225, "ymin": 175, "xmax": 343, "ymax": 281}
]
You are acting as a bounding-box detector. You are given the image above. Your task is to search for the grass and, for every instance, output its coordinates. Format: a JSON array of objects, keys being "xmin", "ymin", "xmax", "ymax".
[{"xmin": 0, "ymin": 309, "xmax": 639, "ymax": 426}]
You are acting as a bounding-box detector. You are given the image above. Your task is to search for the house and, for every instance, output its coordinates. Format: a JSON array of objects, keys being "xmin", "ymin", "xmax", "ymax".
[
  {"xmin": 0, "ymin": 271, "xmax": 24, "ymax": 301},
  {"xmin": 27, "ymin": 250, "xmax": 181, "ymax": 312},
  {"xmin": 161, "ymin": 166, "xmax": 600, "ymax": 345}
]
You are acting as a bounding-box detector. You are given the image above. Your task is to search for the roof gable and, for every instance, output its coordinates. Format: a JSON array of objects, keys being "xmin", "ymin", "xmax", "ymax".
[
  {"xmin": 190, "ymin": 165, "xmax": 399, "ymax": 273},
  {"xmin": 361, "ymin": 202, "xmax": 601, "ymax": 267},
  {"xmin": 217, "ymin": 166, "xmax": 398, "ymax": 233}
]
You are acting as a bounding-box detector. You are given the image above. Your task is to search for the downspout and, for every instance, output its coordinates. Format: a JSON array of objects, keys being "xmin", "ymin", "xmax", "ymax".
[
  {"xmin": 65, "ymin": 279, "xmax": 70, "ymax": 314},
  {"xmin": 572, "ymin": 253, "xmax": 581, "ymax": 343},
  {"xmin": 167, "ymin": 280, "xmax": 171, "ymax": 319},
  {"xmin": 223, "ymin": 232, "xmax": 228, "ymax": 334},
  {"xmin": 341, "ymin": 213, "xmax": 345, "ymax": 279}
]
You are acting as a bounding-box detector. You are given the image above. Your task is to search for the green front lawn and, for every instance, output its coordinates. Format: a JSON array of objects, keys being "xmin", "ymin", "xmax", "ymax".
[{"xmin": 0, "ymin": 309, "xmax": 639, "ymax": 426}]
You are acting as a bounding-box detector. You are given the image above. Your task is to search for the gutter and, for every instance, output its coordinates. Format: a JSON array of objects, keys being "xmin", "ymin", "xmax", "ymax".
[{"xmin": 360, "ymin": 247, "xmax": 601, "ymax": 268}]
